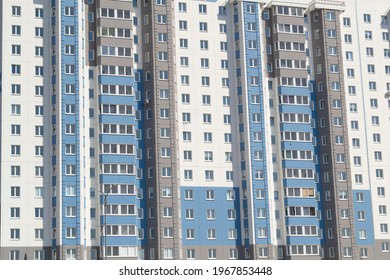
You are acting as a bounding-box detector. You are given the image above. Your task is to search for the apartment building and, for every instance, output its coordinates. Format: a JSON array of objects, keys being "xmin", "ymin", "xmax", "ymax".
[{"xmin": 0, "ymin": 0, "xmax": 389, "ymax": 260}]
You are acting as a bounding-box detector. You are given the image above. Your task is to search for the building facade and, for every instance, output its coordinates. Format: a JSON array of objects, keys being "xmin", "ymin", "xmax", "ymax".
[{"xmin": 0, "ymin": 0, "xmax": 389, "ymax": 260}]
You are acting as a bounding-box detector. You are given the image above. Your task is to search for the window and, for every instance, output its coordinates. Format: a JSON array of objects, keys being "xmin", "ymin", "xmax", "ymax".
[
  {"xmin": 219, "ymin": 6, "xmax": 227, "ymax": 15},
  {"xmin": 161, "ymin": 167, "xmax": 171, "ymax": 177},
  {"xmin": 351, "ymin": 121, "xmax": 359, "ymax": 130},
  {"xmin": 10, "ymin": 228, "xmax": 20, "ymax": 240},
  {"xmin": 182, "ymin": 131, "xmax": 191, "ymax": 141},
  {"xmin": 351, "ymin": 157, "xmax": 361, "ymax": 168},
  {"xmin": 11, "ymin": 44, "xmax": 21, "ymax": 55},
  {"xmin": 380, "ymin": 224, "xmax": 388, "ymax": 233},
  {"xmin": 330, "ymin": 64, "xmax": 339, "ymax": 73},
  {"xmin": 376, "ymin": 169, "xmax": 384, "ymax": 179},
  {"xmin": 34, "ymin": 66, "xmax": 44, "ymax": 76},
  {"xmin": 11, "ymin": 104, "xmax": 21, "ymax": 115},
  {"xmin": 383, "ymin": 32, "xmax": 390, "ymax": 41},
  {"xmin": 65, "ymin": 124, "xmax": 76, "ymax": 135},
  {"xmin": 65, "ymin": 185, "xmax": 76, "ymax": 196},
  {"xmin": 66, "ymin": 165, "xmax": 76, "ymax": 175},
  {"xmin": 34, "ymin": 229, "xmax": 44, "ymax": 240},
  {"xmin": 203, "ymin": 113, "xmax": 211, "ymax": 123},
  {"xmin": 201, "ymin": 76, "xmax": 210, "ymax": 86},
  {"xmin": 206, "ymin": 190, "xmax": 214, "ymax": 200},
  {"xmin": 368, "ymin": 64, "xmax": 375, "ymax": 74},
  {"xmin": 184, "ymin": 170, "xmax": 193, "ymax": 180},
  {"xmin": 358, "ymin": 211, "xmax": 366, "ymax": 221},
  {"xmin": 331, "ymin": 81, "xmax": 340, "ymax": 91},
  {"xmin": 185, "ymin": 209, "xmax": 194, "ymax": 219},
  {"xmin": 248, "ymin": 40, "xmax": 257, "ymax": 49},
  {"xmin": 344, "ymin": 34, "xmax": 352, "ymax": 43},
  {"xmin": 64, "ymin": 6, "xmax": 75, "ymax": 16},
  {"xmin": 11, "ymin": 124, "xmax": 21, "ymax": 135},
  {"xmin": 11, "ymin": 145, "xmax": 21, "ymax": 156},
  {"xmin": 199, "ymin": 22, "xmax": 208, "ymax": 32},
  {"xmin": 66, "ymin": 227, "xmax": 76, "ymax": 238},
  {"xmin": 227, "ymin": 209, "xmax": 236, "ymax": 220},
  {"xmin": 352, "ymin": 138, "xmax": 360, "ymax": 148},
  {"xmin": 181, "ymin": 75, "xmax": 189, "ymax": 85},
  {"xmin": 370, "ymin": 99, "xmax": 378, "ymax": 108},
  {"xmin": 178, "ymin": 2, "xmax": 187, "ymax": 12},
  {"xmin": 185, "ymin": 229, "xmax": 195, "ymax": 240},
  {"xmin": 201, "ymin": 58, "xmax": 209, "ymax": 68},
  {"xmin": 11, "ymin": 84, "xmax": 21, "ymax": 95},
  {"xmin": 64, "ymin": 25, "xmax": 75, "ymax": 35},
  {"xmin": 365, "ymin": 30, "xmax": 372, "ymax": 40},
  {"xmin": 343, "ymin": 17, "xmax": 351, "ymax": 26},
  {"xmin": 206, "ymin": 209, "xmax": 215, "ymax": 220},
  {"xmin": 348, "ymin": 86, "xmax": 356, "ymax": 95},
  {"xmin": 179, "ymin": 20, "xmax": 187, "ymax": 30},
  {"xmin": 328, "ymin": 29, "xmax": 336, "ymax": 38},
  {"xmin": 204, "ymin": 132, "xmax": 212, "ymax": 142},
  {"xmin": 159, "ymin": 70, "xmax": 168, "ymax": 80},
  {"xmin": 207, "ymin": 229, "xmax": 216, "ymax": 239},
  {"xmin": 373, "ymin": 133, "xmax": 381, "ymax": 143},
  {"xmin": 162, "ymin": 187, "xmax": 172, "ymax": 198},
  {"xmin": 12, "ymin": 5, "xmax": 21, "ymax": 16},
  {"xmin": 203, "ymin": 170, "xmax": 214, "ymax": 181},
  {"xmin": 10, "ymin": 207, "xmax": 20, "ymax": 218},
  {"xmin": 11, "ymin": 64, "xmax": 21, "ymax": 75},
  {"xmin": 11, "ymin": 25, "xmax": 21, "ymax": 35},
  {"xmin": 35, "ymin": 166, "xmax": 44, "ymax": 177},
  {"xmin": 345, "ymin": 51, "xmax": 353, "ymax": 60},
  {"xmin": 248, "ymin": 22, "xmax": 256, "ymax": 31},
  {"xmin": 204, "ymin": 151, "xmax": 213, "ymax": 161},
  {"xmin": 35, "ymin": 27, "xmax": 43, "ymax": 37},
  {"xmin": 379, "ymin": 205, "xmax": 387, "ymax": 215},
  {"xmin": 65, "ymin": 64, "xmax": 75, "ymax": 74},
  {"xmin": 220, "ymin": 41, "xmax": 228, "ymax": 51},
  {"xmin": 184, "ymin": 189, "xmax": 193, "ymax": 200},
  {"xmin": 163, "ymin": 207, "xmax": 173, "ymax": 218},
  {"xmin": 374, "ymin": 151, "xmax": 382, "ymax": 161},
  {"xmin": 382, "ymin": 242, "xmax": 389, "ymax": 252},
  {"xmin": 227, "ymin": 190, "xmax": 235, "ymax": 200},
  {"xmin": 200, "ymin": 40, "xmax": 208, "ymax": 50},
  {"xmin": 35, "ymin": 8, "xmax": 43, "ymax": 18},
  {"xmin": 363, "ymin": 13, "xmax": 371, "ymax": 23},
  {"xmin": 347, "ymin": 68, "xmax": 355, "ymax": 78},
  {"xmin": 250, "ymin": 77, "xmax": 259, "ymax": 86},
  {"xmin": 34, "ymin": 208, "xmax": 43, "ymax": 218},
  {"xmin": 226, "ymin": 171, "xmax": 233, "ymax": 181},
  {"xmin": 385, "ymin": 49, "xmax": 390, "ymax": 58},
  {"xmin": 355, "ymin": 192, "xmax": 364, "ymax": 203},
  {"xmin": 157, "ymin": 14, "xmax": 167, "ymax": 24},
  {"xmin": 372, "ymin": 116, "xmax": 380, "ymax": 125},
  {"xmin": 349, "ymin": 103, "xmax": 357, "ymax": 113},
  {"xmin": 179, "ymin": 38, "xmax": 188, "ymax": 48},
  {"xmin": 366, "ymin": 47, "xmax": 374, "ymax": 56},
  {"xmin": 199, "ymin": 4, "xmax": 207, "ymax": 14},
  {"xmin": 221, "ymin": 60, "xmax": 228, "ymax": 69}
]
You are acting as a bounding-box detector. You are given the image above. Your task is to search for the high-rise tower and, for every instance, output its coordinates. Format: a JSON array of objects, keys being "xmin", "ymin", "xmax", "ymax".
[{"xmin": 1, "ymin": 0, "xmax": 389, "ymax": 260}]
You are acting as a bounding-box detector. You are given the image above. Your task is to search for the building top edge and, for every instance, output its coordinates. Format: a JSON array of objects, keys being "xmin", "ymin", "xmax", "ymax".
[{"xmin": 307, "ymin": 0, "xmax": 346, "ymax": 12}]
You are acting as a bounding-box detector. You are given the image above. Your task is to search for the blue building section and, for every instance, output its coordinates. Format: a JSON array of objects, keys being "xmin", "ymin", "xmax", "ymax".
[
  {"xmin": 279, "ymin": 85, "xmax": 322, "ymax": 250},
  {"xmin": 133, "ymin": 69, "xmax": 146, "ymax": 248},
  {"xmin": 181, "ymin": 187, "xmax": 241, "ymax": 246},
  {"xmin": 352, "ymin": 190, "xmax": 375, "ymax": 245},
  {"xmin": 59, "ymin": 0, "xmax": 82, "ymax": 247},
  {"xmin": 241, "ymin": 2, "xmax": 271, "ymax": 247},
  {"xmin": 98, "ymin": 68, "xmax": 143, "ymax": 252}
]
